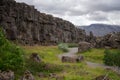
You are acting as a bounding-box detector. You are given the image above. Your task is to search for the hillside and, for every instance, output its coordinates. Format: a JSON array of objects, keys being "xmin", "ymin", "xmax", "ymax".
[{"xmin": 79, "ymin": 24, "xmax": 120, "ymax": 36}]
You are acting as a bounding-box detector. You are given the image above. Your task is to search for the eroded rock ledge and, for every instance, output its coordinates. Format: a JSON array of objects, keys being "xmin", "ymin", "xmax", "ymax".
[{"xmin": 0, "ymin": 0, "xmax": 86, "ymax": 45}]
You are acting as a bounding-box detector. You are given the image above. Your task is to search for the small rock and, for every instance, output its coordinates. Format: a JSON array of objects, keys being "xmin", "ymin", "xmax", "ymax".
[
  {"xmin": 49, "ymin": 73, "xmax": 57, "ymax": 78},
  {"xmin": 0, "ymin": 70, "xmax": 14, "ymax": 80},
  {"xmin": 30, "ymin": 53, "xmax": 42, "ymax": 63},
  {"xmin": 76, "ymin": 55, "xmax": 84, "ymax": 62},
  {"xmin": 95, "ymin": 75, "xmax": 111, "ymax": 80},
  {"xmin": 38, "ymin": 72, "xmax": 48, "ymax": 78},
  {"xmin": 21, "ymin": 70, "xmax": 34, "ymax": 80}
]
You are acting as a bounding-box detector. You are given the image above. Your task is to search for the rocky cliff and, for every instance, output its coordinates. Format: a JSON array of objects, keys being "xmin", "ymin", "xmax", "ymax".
[
  {"xmin": 0, "ymin": 0, "xmax": 86, "ymax": 45},
  {"xmin": 96, "ymin": 32, "xmax": 120, "ymax": 49}
]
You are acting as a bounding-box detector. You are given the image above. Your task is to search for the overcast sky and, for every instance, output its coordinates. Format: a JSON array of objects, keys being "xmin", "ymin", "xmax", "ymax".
[{"xmin": 15, "ymin": 0, "xmax": 120, "ymax": 26}]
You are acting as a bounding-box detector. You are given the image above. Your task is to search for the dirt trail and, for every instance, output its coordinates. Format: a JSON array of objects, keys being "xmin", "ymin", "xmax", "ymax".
[
  {"xmin": 58, "ymin": 47, "xmax": 78, "ymax": 59},
  {"xmin": 87, "ymin": 61, "xmax": 120, "ymax": 74},
  {"xmin": 58, "ymin": 47, "xmax": 120, "ymax": 74}
]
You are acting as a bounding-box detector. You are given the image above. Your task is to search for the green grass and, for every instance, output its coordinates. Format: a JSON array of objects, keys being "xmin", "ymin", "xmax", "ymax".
[
  {"xmin": 23, "ymin": 46, "xmax": 63, "ymax": 64},
  {"xmin": 22, "ymin": 46, "xmax": 64, "ymax": 77},
  {"xmin": 79, "ymin": 48, "xmax": 120, "ymax": 64},
  {"xmin": 58, "ymin": 43, "xmax": 69, "ymax": 52},
  {"xmin": 78, "ymin": 48, "xmax": 105, "ymax": 63},
  {"xmin": 22, "ymin": 46, "xmax": 120, "ymax": 80}
]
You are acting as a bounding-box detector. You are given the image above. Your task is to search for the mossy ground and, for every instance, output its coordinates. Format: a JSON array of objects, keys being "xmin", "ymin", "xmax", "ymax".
[{"xmin": 23, "ymin": 46, "xmax": 120, "ymax": 80}]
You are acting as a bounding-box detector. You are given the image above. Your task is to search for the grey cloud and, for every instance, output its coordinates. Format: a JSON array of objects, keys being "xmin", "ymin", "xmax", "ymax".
[
  {"xmin": 84, "ymin": 0, "xmax": 120, "ymax": 12},
  {"xmin": 87, "ymin": 12, "xmax": 109, "ymax": 21},
  {"xmin": 88, "ymin": 16, "xmax": 108, "ymax": 21},
  {"xmin": 15, "ymin": 0, "xmax": 120, "ymax": 15},
  {"xmin": 15, "ymin": 0, "xmax": 120, "ymax": 25}
]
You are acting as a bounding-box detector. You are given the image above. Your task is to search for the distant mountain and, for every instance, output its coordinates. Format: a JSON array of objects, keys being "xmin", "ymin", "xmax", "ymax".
[{"xmin": 79, "ymin": 24, "xmax": 120, "ymax": 36}]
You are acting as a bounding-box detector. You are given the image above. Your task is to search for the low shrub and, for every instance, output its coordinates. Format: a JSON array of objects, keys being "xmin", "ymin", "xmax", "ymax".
[
  {"xmin": 25, "ymin": 59, "xmax": 46, "ymax": 74},
  {"xmin": 104, "ymin": 49, "xmax": 120, "ymax": 67},
  {"xmin": 25, "ymin": 59, "xmax": 63, "ymax": 74},
  {"xmin": 0, "ymin": 28, "xmax": 25, "ymax": 71},
  {"xmin": 67, "ymin": 43, "xmax": 78, "ymax": 48},
  {"xmin": 58, "ymin": 43, "xmax": 69, "ymax": 52}
]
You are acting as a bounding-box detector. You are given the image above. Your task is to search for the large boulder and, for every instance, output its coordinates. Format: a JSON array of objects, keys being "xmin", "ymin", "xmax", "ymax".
[
  {"xmin": 61, "ymin": 56, "xmax": 76, "ymax": 63},
  {"xmin": 78, "ymin": 41, "xmax": 91, "ymax": 53},
  {"xmin": 61, "ymin": 55, "xmax": 84, "ymax": 63}
]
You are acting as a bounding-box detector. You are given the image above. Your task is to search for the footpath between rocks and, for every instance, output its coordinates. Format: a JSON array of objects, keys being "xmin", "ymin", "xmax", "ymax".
[{"xmin": 58, "ymin": 47, "xmax": 120, "ymax": 75}]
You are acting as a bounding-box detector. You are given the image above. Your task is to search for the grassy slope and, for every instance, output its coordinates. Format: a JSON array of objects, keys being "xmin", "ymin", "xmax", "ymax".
[{"xmin": 23, "ymin": 46, "xmax": 120, "ymax": 80}]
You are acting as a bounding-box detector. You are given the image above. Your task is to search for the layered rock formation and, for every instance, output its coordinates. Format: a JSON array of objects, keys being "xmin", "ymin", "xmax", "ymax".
[
  {"xmin": 96, "ymin": 32, "xmax": 120, "ymax": 49},
  {"xmin": 0, "ymin": 0, "xmax": 86, "ymax": 45},
  {"xmin": 85, "ymin": 31, "xmax": 96, "ymax": 48}
]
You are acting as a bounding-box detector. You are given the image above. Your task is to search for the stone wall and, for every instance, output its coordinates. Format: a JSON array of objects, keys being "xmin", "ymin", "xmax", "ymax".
[{"xmin": 0, "ymin": 0, "xmax": 86, "ymax": 45}]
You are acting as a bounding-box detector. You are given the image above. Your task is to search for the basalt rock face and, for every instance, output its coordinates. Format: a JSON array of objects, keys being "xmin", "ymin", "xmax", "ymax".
[
  {"xmin": 0, "ymin": 0, "xmax": 86, "ymax": 45},
  {"xmin": 96, "ymin": 32, "xmax": 120, "ymax": 49},
  {"xmin": 85, "ymin": 31, "xmax": 96, "ymax": 48}
]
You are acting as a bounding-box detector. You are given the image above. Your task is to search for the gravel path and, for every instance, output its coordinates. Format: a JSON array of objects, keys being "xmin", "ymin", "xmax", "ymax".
[
  {"xmin": 58, "ymin": 47, "xmax": 78, "ymax": 59},
  {"xmin": 87, "ymin": 61, "xmax": 120, "ymax": 74},
  {"xmin": 58, "ymin": 47, "xmax": 120, "ymax": 74}
]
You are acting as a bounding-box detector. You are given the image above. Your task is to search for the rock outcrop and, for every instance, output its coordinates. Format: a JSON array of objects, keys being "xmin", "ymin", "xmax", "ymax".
[
  {"xmin": 96, "ymin": 32, "xmax": 120, "ymax": 49},
  {"xmin": 0, "ymin": 0, "xmax": 86, "ymax": 45},
  {"xmin": 85, "ymin": 31, "xmax": 96, "ymax": 48}
]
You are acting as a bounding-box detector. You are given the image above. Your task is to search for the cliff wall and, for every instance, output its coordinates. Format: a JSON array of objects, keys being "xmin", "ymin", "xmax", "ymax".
[{"xmin": 0, "ymin": 0, "xmax": 86, "ymax": 45}]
